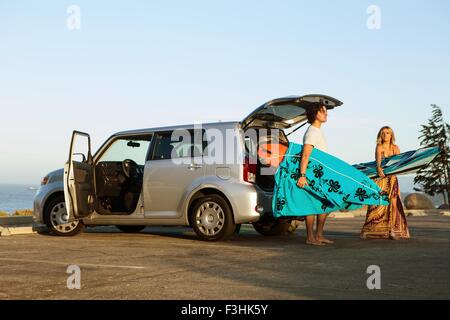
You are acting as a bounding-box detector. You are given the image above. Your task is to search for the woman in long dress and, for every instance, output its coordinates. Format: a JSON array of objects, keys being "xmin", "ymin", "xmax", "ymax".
[{"xmin": 361, "ymin": 126, "xmax": 410, "ymax": 240}]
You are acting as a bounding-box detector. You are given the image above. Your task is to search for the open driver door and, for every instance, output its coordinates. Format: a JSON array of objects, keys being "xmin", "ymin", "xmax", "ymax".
[{"xmin": 63, "ymin": 131, "xmax": 95, "ymax": 220}]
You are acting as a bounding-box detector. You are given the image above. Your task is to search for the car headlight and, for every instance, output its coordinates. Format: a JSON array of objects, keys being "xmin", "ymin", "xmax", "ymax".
[{"xmin": 41, "ymin": 175, "xmax": 50, "ymax": 186}]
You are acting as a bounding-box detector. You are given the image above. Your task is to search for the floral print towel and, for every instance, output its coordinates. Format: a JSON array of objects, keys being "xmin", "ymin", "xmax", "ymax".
[{"xmin": 272, "ymin": 143, "xmax": 389, "ymax": 217}]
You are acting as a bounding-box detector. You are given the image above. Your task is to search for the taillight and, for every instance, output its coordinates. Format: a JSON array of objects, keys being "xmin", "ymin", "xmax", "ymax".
[{"xmin": 243, "ymin": 156, "xmax": 257, "ymax": 183}]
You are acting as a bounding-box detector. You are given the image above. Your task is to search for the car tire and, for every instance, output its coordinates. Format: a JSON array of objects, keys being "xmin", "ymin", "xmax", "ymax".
[
  {"xmin": 252, "ymin": 217, "xmax": 298, "ymax": 236},
  {"xmin": 44, "ymin": 194, "xmax": 84, "ymax": 237},
  {"xmin": 116, "ymin": 225, "xmax": 146, "ymax": 233},
  {"xmin": 190, "ymin": 194, "xmax": 236, "ymax": 241}
]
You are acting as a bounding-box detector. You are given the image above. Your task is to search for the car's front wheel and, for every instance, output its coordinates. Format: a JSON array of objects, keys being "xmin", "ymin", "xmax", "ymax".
[
  {"xmin": 190, "ymin": 194, "xmax": 236, "ymax": 241},
  {"xmin": 44, "ymin": 195, "xmax": 84, "ymax": 236}
]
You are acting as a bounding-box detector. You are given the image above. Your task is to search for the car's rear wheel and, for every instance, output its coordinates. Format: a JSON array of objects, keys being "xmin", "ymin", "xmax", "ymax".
[
  {"xmin": 190, "ymin": 194, "xmax": 236, "ymax": 241},
  {"xmin": 116, "ymin": 225, "xmax": 146, "ymax": 233},
  {"xmin": 44, "ymin": 195, "xmax": 84, "ymax": 236},
  {"xmin": 252, "ymin": 216, "xmax": 301, "ymax": 236}
]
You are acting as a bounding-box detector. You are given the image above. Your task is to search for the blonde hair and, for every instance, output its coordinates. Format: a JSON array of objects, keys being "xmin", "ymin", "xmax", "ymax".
[{"xmin": 376, "ymin": 126, "xmax": 396, "ymax": 146}]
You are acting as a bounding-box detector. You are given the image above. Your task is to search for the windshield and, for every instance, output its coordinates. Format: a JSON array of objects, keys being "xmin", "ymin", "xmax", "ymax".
[{"xmin": 98, "ymin": 136, "xmax": 152, "ymax": 165}]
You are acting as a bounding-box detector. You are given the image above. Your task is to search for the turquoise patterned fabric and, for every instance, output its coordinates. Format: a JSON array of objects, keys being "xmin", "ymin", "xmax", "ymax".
[{"xmin": 272, "ymin": 143, "xmax": 389, "ymax": 217}]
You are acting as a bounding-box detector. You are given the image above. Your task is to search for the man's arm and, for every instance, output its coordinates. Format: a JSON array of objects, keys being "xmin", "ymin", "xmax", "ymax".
[
  {"xmin": 297, "ymin": 144, "xmax": 314, "ymax": 188},
  {"xmin": 300, "ymin": 144, "xmax": 314, "ymax": 174}
]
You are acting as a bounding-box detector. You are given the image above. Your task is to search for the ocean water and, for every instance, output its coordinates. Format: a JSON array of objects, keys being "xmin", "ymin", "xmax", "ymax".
[{"xmin": 0, "ymin": 184, "xmax": 39, "ymax": 214}]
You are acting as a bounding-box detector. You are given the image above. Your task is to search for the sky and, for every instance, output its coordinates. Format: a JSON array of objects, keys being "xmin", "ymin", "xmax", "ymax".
[{"xmin": 0, "ymin": 0, "xmax": 449, "ymax": 185}]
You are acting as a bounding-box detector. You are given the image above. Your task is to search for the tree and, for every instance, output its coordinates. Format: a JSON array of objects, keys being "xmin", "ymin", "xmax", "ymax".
[{"xmin": 413, "ymin": 104, "xmax": 450, "ymax": 206}]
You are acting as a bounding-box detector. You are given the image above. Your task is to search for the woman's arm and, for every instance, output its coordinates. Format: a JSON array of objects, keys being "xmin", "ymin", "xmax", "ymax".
[
  {"xmin": 375, "ymin": 145, "xmax": 385, "ymax": 178},
  {"xmin": 297, "ymin": 144, "xmax": 313, "ymax": 188},
  {"xmin": 394, "ymin": 145, "xmax": 401, "ymax": 155}
]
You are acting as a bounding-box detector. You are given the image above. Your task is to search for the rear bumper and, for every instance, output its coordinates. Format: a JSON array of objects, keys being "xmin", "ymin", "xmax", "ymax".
[
  {"xmin": 222, "ymin": 182, "xmax": 260, "ymax": 224},
  {"xmin": 224, "ymin": 182, "xmax": 273, "ymax": 224},
  {"xmin": 254, "ymin": 185, "xmax": 274, "ymax": 215}
]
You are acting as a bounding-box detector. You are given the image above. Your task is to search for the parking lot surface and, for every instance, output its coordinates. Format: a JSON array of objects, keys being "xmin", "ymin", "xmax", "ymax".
[{"xmin": 0, "ymin": 216, "xmax": 449, "ymax": 299}]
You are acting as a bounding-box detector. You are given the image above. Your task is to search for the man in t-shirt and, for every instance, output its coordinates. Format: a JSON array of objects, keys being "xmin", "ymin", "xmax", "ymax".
[{"xmin": 296, "ymin": 105, "xmax": 334, "ymax": 245}]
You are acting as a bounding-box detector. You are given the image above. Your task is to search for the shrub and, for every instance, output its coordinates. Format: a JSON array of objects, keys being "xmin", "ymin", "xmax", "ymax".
[{"xmin": 12, "ymin": 209, "xmax": 33, "ymax": 216}]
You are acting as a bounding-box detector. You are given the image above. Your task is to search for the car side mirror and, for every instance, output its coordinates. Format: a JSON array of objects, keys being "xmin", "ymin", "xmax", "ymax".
[{"xmin": 72, "ymin": 153, "xmax": 87, "ymax": 162}]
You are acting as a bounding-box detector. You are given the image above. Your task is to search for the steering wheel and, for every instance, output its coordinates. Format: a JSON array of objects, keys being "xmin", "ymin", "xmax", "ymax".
[{"xmin": 122, "ymin": 159, "xmax": 143, "ymax": 178}]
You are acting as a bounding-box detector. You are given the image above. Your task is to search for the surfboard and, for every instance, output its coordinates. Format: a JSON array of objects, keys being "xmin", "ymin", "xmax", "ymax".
[
  {"xmin": 258, "ymin": 142, "xmax": 288, "ymax": 167},
  {"xmin": 273, "ymin": 143, "xmax": 389, "ymax": 218},
  {"xmin": 352, "ymin": 146, "xmax": 441, "ymax": 178}
]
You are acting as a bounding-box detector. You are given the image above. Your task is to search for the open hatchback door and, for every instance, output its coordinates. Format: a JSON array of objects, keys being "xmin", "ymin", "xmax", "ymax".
[
  {"xmin": 64, "ymin": 131, "xmax": 95, "ymax": 220},
  {"xmin": 241, "ymin": 94, "xmax": 343, "ymax": 130}
]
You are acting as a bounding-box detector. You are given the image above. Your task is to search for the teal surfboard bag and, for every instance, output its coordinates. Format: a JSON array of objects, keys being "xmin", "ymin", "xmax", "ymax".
[{"xmin": 272, "ymin": 143, "xmax": 389, "ymax": 218}]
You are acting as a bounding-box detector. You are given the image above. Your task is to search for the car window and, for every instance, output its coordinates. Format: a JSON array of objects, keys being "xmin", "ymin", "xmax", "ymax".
[
  {"xmin": 258, "ymin": 104, "xmax": 306, "ymax": 121},
  {"xmin": 98, "ymin": 136, "xmax": 152, "ymax": 165},
  {"xmin": 151, "ymin": 130, "xmax": 206, "ymax": 160}
]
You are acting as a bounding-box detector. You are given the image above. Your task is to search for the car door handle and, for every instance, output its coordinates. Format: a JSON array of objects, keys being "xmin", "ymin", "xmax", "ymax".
[{"xmin": 188, "ymin": 164, "xmax": 203, "ymax": 170}]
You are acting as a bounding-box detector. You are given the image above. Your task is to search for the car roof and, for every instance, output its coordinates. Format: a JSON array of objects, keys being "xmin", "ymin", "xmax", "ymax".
[{"xmin": 114, "ymin": 121, "xmax": 240, "ymax": 136}]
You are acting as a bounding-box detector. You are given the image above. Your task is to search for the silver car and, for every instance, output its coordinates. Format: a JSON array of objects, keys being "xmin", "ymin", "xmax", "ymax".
[{"xmin": 33, "ymin": 94, "xmax": 342, "ymax": 241}]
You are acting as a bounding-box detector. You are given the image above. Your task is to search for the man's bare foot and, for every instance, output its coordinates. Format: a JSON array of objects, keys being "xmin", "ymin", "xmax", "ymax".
[
  {"xmin": 317, "ymin": 237, "xmax": 334, "ymax": 244},
  {"xmin": 306, "ymin": 239, "xmax": 325, "ymax": 246}
]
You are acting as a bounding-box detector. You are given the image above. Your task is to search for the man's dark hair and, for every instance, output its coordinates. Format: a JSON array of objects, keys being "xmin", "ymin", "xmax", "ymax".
[{"xmin": 306, "ymin": 105, "xmax": 325, "ymax": 124}]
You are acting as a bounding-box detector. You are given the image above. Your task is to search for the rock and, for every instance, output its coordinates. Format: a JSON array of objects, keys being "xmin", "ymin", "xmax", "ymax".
[{"xmin": 404, "ymin": 193, "xmax": 435, "ymax": 210}]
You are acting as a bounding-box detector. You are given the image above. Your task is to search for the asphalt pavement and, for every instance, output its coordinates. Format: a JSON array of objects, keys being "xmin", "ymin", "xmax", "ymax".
[{"xmin": 0, "ymin": 216, "xmax": 449, "ymax": 299}]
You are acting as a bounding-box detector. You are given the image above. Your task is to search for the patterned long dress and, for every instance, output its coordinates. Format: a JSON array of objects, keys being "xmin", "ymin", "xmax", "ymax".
[{"xmin": 361, "ymin": 175, "xmax": 410, "ymax": 239}]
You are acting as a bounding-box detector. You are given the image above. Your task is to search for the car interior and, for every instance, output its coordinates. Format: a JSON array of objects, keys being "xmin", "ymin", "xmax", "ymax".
[
  {"xmin": 94, "ymin": 135, "xmax": 152, "ymax": 215},
  {"xmin": 245, "ymin": 128, "xmax": 289, "ymax": 191}
]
